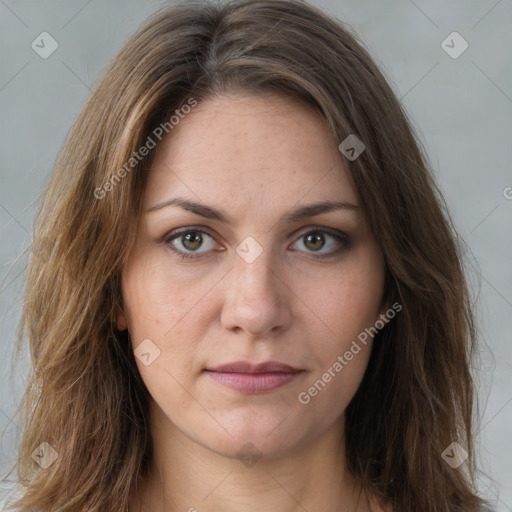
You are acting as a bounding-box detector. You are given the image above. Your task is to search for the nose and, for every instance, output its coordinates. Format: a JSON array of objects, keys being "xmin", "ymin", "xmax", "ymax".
[{"xmin": 220, "ymin": 245, "xmax": 292, "ymax": 338}]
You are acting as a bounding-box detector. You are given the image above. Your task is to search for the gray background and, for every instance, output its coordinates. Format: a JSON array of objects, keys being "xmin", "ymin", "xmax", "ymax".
[{"xmin": 0, "ymin": 0, "xmax": 510, "ymax": 509}]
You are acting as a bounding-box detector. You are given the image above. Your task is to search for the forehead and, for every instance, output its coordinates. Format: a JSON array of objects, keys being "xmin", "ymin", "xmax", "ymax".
[{"xmin": 143, "ymin": 93, "xmax": 359, "ymax": 215}]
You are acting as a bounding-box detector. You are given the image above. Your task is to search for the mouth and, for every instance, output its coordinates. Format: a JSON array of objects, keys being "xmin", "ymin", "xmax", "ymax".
[{"xmin": 203, "ymin": 360, "xmax": 305, "ymax": 394}]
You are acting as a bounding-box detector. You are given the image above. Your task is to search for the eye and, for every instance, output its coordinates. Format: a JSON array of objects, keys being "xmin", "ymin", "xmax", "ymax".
[
  {"xmin": 160, "ymin": 226, "xmax": 351, "ymax": 261},
  {"xmin": 162, "ymin": 228, "xmax": 219, "ymax": 260},
  {"xmin": 290, "ymin": 228, "xmax": 351, "ymax": 258}
]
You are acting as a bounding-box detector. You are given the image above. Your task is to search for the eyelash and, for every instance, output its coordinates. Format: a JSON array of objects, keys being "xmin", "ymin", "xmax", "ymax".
[{"xmin": 160, "ymin": 226, "xmax": 352, "ymax": 262}]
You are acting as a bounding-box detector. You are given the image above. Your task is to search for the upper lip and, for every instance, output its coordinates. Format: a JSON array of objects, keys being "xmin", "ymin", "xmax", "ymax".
[{"xmin": 206, "ymin": 361, "xmax": 301, "ymax": 373}]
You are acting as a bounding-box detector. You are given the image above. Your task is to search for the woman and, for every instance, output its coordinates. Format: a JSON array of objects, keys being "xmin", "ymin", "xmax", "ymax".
[{"xmin": 2, "ymin": 0, "xmax": 492, "ymax": 510}]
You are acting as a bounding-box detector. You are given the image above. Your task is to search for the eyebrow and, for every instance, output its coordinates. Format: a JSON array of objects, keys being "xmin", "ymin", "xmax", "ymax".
[{"xmin": 146, "ymin": 196, "xmax": 360, "ymax": 224}]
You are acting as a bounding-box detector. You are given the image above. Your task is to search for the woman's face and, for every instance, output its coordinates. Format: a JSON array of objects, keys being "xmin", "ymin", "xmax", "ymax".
[{"xmin": 118, "ymin": 92, "xmax": 388, "ymax": 460}]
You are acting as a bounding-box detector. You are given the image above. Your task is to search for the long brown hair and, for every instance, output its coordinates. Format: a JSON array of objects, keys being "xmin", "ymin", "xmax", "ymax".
[{"xmin": 3, "ymin": 0, "xmax": 491, "ymax": 510}]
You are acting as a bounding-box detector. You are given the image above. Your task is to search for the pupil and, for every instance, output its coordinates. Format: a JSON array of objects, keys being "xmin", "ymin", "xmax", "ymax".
[
  {"xmin": 305, "ymin": 233, "xmax": 324, "ymax": 251},
  {"xmin": 183, "ymin": 232, "xmax": 202, "ymax": 250}
]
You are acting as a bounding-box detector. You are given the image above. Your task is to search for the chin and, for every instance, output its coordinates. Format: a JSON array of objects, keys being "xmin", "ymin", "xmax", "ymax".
[
  {"xmin": 206, "ymin": 434, "xmax": 302, "ymax": 464},
  {"xmin": 190, "ymin": 413, "xmax": 310, "ymax": 462}
]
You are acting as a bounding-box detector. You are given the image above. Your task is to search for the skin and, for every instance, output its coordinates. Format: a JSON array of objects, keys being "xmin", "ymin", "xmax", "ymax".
[{"xmin": 118, "ymin": 92, "xmax": 390, "ymax": 512}]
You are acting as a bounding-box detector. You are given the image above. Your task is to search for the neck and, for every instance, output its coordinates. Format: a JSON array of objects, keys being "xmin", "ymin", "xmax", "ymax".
[{"xmin": 129, "ymin": 401, "xmax": 368, "ymax": 512}]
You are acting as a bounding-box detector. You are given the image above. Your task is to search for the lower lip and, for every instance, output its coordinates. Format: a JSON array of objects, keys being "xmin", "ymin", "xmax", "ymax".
[{"xmin": 205, "ymin": 371, "xmax": 303, "ymax": 393}]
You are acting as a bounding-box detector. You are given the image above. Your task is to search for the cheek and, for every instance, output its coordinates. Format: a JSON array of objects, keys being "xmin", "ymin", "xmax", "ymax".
[
  {"xmin": 121, "ymin": 257, "xmax": 212, "ymax": 391},
  {"xmin": 306, "ymin": 266, "xmax": 384, "ymax": 351},
  {"xmin": 122, "ymin": 255, "xmax": 200, "ymax": 340},
  {"xmin": 296, "ymin": 257, "xmax": 383, "ymax": 406},
  {"xmin": 123, "ymin": 275, "xmax": 201, "ymax": 417},
  {"xmin": 297, "ymin": 291, "xmax": 375, "ymax": 418}
]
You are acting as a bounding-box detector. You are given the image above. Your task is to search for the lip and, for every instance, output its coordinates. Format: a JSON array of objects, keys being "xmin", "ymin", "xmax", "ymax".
[
  {"xmin": 206, "ymin": 360, "xmax": 301, "ymax": 373},
  {"xmin": 204, "ymin": 360, "xmax": 304, "ymax": 394}
]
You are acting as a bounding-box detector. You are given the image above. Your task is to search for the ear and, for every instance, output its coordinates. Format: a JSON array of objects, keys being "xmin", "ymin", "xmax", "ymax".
[
  {"xmin": 117, "ymin": 308, "xmax": 128, "ymax": 331},
  {"xmin": 376, "ymin": 293, "xmax": 393, "ymax": 328},
  {"xmin": 377, "ymin": 295, "xmax": 403, "ymax": 331},
  {"xmin": 379, "ymin": 300, "xmax": 392, "ymax": 319},
  {"xmin": 377, "ymin": 271, "xmax": 394, "ymax": 325}
]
